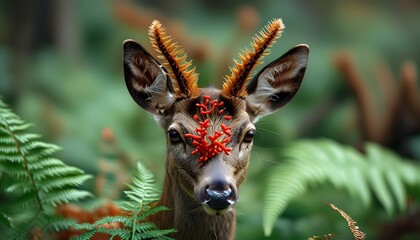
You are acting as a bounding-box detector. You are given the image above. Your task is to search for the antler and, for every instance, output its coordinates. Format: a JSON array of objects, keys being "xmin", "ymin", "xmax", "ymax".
[
  {"xmin": 149, "ymin": 20, "xmax": 200, "ymax": 98},
  {"xmin": 221, "ymin": 18, "xmax": 284, "ymax": 98}
]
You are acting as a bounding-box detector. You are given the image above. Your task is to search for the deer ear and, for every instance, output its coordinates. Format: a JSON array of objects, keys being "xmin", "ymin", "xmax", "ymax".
[
  {"xmin": 246, "ymin": 44, "xmax": 309, "ymax": 121},
  {"xmin": 123, "ymin": 39, "xmax": 174, "ymax": 115}
]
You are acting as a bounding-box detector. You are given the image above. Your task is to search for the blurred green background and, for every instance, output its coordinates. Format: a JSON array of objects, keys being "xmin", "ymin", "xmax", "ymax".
[{"xmin": 1, "ymin": 0, "xmax": 420, "ymax": 239}]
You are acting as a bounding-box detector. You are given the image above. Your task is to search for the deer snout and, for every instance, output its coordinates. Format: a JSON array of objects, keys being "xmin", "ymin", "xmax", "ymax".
[
  {"xmin": 206, "ymin": 186, "xmax": 236, "ymax": 210},
  {"xmin": 196, "ymin": 179, "xmax": 238, "ymax": 215}
]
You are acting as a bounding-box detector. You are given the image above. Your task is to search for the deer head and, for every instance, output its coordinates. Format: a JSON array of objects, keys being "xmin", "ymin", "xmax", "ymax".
[{"xmin": 123, "ymin": 19, "xmax": 308, "ymax": 234}]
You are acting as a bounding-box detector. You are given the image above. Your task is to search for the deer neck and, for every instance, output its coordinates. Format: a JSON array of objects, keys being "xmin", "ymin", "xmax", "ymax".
[{"xmin": 153, "ymin": 163, "xmax": 236, "ymax": 240}]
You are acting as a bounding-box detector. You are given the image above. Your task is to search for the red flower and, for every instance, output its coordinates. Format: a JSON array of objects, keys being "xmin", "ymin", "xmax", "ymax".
[{"xmin": 184, "ymin": 96, "xmax": 232, "ymax": 166}]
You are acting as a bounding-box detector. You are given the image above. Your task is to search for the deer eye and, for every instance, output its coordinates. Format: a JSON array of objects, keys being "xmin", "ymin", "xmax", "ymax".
[
  {"xmin": 243, "ymin": 130, "xmax": 255, "ymax": 143},
  {"xmin": 168, "ymin": 129, "xmax": 182, "ymax": 144}
]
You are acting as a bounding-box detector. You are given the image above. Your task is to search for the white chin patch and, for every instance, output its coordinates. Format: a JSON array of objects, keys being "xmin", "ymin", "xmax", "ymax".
[{"xmin": 202, "ymin": 204, "xmax": 231, "ymax": 216}]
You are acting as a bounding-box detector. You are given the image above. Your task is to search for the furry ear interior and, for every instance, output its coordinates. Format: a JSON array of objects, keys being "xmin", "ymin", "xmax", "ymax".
[
  {"xmin": 246, "ymin": 44, "xmax": 309, "ymax": 121},
  {"xmin": 123, "ymin": 39, "xmax": 174, "ymax": 115}
]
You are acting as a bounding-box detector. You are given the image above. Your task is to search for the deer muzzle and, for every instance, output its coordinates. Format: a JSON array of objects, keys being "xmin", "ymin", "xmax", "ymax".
[
  {"xmin": 205, "ymin": 187, "xmax": 235, "ymax": 210},
  {"xmin": 194, "ymin": 156, "xmax": 238, "ymax": 215}
]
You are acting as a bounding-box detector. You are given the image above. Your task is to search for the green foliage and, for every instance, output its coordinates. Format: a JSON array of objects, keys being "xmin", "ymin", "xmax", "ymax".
[
  {"xmin": 0, "ymin": 98, "xmax": 92, "ymax": 238},
  {"xmin": 263, "ymin": 139, "xmax": 420, "ymax": 236},
  {"xmin": 73, "ymin": 161, "xmax": 176, "ymax": 240}
]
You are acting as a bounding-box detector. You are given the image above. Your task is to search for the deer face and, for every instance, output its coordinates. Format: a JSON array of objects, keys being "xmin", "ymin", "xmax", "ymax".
[
  {"xmin": 123, "ymin": 19, "xmax": 309, "ymax": 215},
  {"xmin": 163, "ymin": 90, "xmax": 255, "ymax": 215}
]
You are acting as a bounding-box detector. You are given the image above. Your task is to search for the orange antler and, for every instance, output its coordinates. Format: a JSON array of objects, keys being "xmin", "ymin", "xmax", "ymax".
[
  {"xmin": 149, "ymin": 20, "xmax": 200, "ymax": 98},
  {"xmin": 221, "ymin": 18, "xmax": 284, "ymax": 98}
]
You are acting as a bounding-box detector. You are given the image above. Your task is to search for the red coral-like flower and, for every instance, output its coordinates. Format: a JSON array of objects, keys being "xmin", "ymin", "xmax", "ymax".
[{"xmin": 184, "ymin": 96, "xmax": 232, "ymax": 166}]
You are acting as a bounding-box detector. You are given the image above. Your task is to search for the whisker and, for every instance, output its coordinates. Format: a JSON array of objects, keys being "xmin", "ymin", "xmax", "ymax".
[
  {"xmin": 253, "ymin": 145, "xmax": 283, "ymax": 151},
  {"xmin": 255, "ymin": 127, "xmax": 284, "ymax": 138},
  {"xmin": 188, "ymin": 205, "xmax": 203, "ymax": 216},
  {"xmin": 251, "ymin": 149, "xmax": 282, "ymax": 165}
]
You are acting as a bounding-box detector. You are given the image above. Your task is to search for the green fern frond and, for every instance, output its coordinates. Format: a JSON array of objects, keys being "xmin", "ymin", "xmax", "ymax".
[
  {"xmin": 122, "ymin": 161, "xmax": 162, "ymax": 212},
  {"xmin": 0, "ymin": 212, "xmax": 14, "ymax": 228},
  {"xmin": 46, "ymin": 216, "xmax": 79, "ymax": 232},
  {"xmin": 263, "ymin": 139, "xmax": 420, "ymax": 236},
  {"xmin": 73, "ymin": 229, "xmax": 97, "ymax": 240},
  {"xmin": 137, "ymin": 205, "xmax": 170, "ymax": 221},
  {"xmin": 74, "ymin": 161, "xmax": 175, "ymax": 240},
  {"xmin": 73, "ymin": 218, "xmax": 160, "ymax": 239},
  {"xmin": 41, "ymin": 189, "xmax": 93, "ymax": 206},
  {"xmin": 0, "ymin": 98, "xmax": 92, "ymax": 236}
]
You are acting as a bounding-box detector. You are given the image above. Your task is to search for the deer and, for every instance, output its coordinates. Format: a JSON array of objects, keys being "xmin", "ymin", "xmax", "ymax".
[{"xmin": 123, "ymin": 19, "xmax": 309, "ymax": 240}]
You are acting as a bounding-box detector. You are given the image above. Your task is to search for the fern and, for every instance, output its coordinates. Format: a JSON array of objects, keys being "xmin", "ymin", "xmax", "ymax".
[
  {"xmin": 263, "ymin": 139, "xmax": 420, "ymax": 236},
  {"xmin": 73, "ymin": 161, "xmax": 176, "ymax": 240},
  {"xmin": 0, "ymin": 98, "xmax": 92, "ymax": 237}
]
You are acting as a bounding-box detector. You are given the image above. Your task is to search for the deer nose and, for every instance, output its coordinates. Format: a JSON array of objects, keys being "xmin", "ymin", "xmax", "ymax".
[{"xmin": 204, "ymin": 182, "xmax": 237, "ymax": 210}]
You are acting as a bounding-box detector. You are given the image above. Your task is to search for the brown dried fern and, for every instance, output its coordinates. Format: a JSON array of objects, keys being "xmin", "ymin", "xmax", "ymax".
[
  {"xmin": 148, "ymin": 20, "xmax": 200, "ymax": 98},
  {"xmin": 308, "ymin": 234, "xmax": 336, "ymax": 240},
  {"xmin": 327, "ymin": 203, "xmax": 366, "ymax": 240},
  {"xmin": 221, "ymin": 18, "xmax": 284, "ymax": 98}
]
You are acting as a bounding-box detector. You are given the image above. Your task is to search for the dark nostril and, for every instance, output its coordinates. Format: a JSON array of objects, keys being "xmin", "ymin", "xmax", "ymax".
[
  {"xmin": 205, "ymin": 187, "xmax": 236, "ymax": 210},
  {"xmin": 206, "ymin": 188, "xmax": 232, "ymax": 200}
]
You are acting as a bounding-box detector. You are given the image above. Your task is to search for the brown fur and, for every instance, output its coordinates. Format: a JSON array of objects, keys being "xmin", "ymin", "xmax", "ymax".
[
  {"xmin": 147, "ymin": 89, "xmax": 250, "ymax": 239},
  {"xmin": 123, "ymin": 20, "xmax": 309, "ymax": 239}
]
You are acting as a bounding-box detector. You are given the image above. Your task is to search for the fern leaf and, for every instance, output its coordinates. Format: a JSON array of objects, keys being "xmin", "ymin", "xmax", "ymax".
[
  {"xmin": 6, "ymin": 181, "xmax": 34, "ymax": 193},
  {"xmin": 73, "ymin": 161, "xmax": 175, "ymax": 240},
  {"xmin": 72, "ymin": 229, "xmax": 97, "ymax": 240},
  {"xmin": 41, "ymin": 189, "xmax": 92, "ymax": 206},
  {"xmin": 75, "ymin": 216, "xmax": 131, "ymax": 229},
  {"xmin": 32, "ymin": 165, "xmax": 84, "ymax": 180},
  {"xmin": 365, "ymin": 143, "xmax": 407, "ymax": 212},
  {"xmin": 0, "ymin": 98, "xmax": 92, "ymax": 236},
  {"xmin": 135, "ymin": 228, "xmax": 177, "ymax": 240},
  {"xmin": 137, "ymin": 205, "xmax": 170, "ymax": 221},
  {"xmin": 105, "ymin": 228, "xmax": 132, "ymax": 239},
  {"xmin": 27, "ymin": 158, "xmax": 67, "ymax": 170},
  {"xmin": 368, "ymin": 167, "xmax": 394, "ymax": 213},
  {"xmin": 38, "ymin": 175, "xmax": 92, "ymax": 192},
  {"xmin": 121, "ymin": 161, "xmax": 161, "ymax": 212},
  {"xmin": 47, "ymin": 216, "xmax": 78, "ymax": 232},
  {"xmin": 0, "ymin": 212, "xmax": 14, "ymax": 228},
  {"xmin": 263, "ymin": 139, "xmax": 420, "ymax": 236}
]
